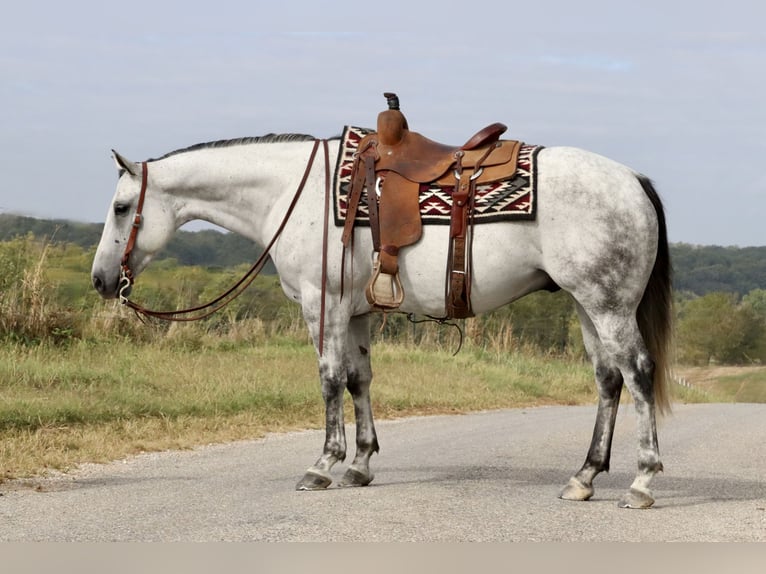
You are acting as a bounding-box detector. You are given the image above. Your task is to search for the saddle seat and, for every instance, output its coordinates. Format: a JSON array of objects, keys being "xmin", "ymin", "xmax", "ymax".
[{"xmin": 362, "ymin": 105, "xmax": 519, "ymax": 186}]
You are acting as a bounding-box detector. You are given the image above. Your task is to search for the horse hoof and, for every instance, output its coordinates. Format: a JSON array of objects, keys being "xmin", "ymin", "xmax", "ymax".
[
  {"xmin": 295, "ymin": 469, "xmax": 332, "ymax": 491},
  {"xmin": 559, "ymin": 477, "xmax": 594, "ymax": 501},
  {"xmin": 618, "ymin": 488, "xmax": 655, "ymax": 509},
  {"xmin": 338, "ymin": 467, "xmax": 374, "ymax": 488}
]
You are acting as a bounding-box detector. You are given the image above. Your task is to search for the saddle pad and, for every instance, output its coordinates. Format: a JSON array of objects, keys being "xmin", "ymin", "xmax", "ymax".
[{"xmin": 333, "ymin": 125, "xmax": 542, "ymax": 226}]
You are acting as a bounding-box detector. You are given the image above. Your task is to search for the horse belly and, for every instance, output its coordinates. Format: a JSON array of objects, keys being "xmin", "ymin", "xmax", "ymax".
[{"xmin": 396, "ymin": 223, "xmax": 546, "ymax": 316}]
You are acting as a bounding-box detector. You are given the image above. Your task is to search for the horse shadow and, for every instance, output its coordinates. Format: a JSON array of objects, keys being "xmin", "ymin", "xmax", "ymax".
[{"xmin": 362, "ymin": 462, "xmax": 766, "ymax": 509}]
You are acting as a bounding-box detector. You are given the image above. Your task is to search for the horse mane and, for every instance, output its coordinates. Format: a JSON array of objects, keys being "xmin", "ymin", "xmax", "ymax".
[{"xmin": 149, "ymin": 133, "xmax": 318, "ymax": 162}]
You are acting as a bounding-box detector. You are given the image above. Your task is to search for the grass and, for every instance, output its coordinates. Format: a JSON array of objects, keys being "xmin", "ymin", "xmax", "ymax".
[
  {"xmin": 1, "ymin": 332, "xmax": 734, "ymax": 483},
  {"xmin": 675, "ymin": 365, "xmax": 766, "ymax": 403},
  {"xmin": 1, "ymin": 337, "xmax": 601, "ymax": 481},
  {"xmin": 0, "ymin": 339, "xmax": 317, "ymax": 478},
  {"xmin": 370, "ymin": 345, "xmax": 596, "ymax": 414},
  {"xmin": 715, "ymin": 372, "xmax": 766, "ymax": 402}
]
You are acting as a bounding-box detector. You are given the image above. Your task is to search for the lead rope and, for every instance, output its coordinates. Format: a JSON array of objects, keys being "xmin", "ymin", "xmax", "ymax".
[
  {"xmin": 318, "ymin": 139, "xmax": 330, "ymax": 356},
  {"xmin": 405, "ymin": 313, "xmax": 465, "ymax": 356}
]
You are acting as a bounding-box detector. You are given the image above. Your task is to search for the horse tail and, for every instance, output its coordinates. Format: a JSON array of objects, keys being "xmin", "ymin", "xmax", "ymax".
[{"xmin": 636, "ymin": 175, "xmax": 673, "ymax": 415}]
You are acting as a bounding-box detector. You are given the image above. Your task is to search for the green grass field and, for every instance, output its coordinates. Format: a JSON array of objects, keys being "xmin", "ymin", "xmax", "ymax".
[
  {"xmin": 0, "ymin": 336, "xmax": 603, "ymax": 480},
  {"xmin": 676, "ymin": 365, "xmax": 766, "ymax": 403},
  {"xmin": 3, "ymin": 331, "xmax": 744, "ymax": 482},
  {"xmin": 715, "ymin": 372, "xmax": 766, "ymax": 402}
]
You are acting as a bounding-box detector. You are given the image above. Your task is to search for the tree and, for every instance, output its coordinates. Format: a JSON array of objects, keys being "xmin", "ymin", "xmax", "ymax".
[
  {"xmin": 742, "ymin": 289, "xmax": 766, "ymax": 317},
  {"xmin": 740, "ymin": 289, "xmax": 766, "ymax": 362},
  {"xmin": 676, "ymin": 292, "xmax": 765, "ymax": 365}
]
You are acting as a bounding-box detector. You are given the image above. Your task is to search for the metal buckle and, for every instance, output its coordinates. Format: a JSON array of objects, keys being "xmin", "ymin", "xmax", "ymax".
[
  {"xmin": 470, "ymin": 168, "xmax": 484, "ymax": 181},
  {"xmin": 118, "ymin": 268, "xmax": 133, "ymax": 305},
  {"xmin": 453, "ymin": 167, "xmax": 485, "ymax": 181}
]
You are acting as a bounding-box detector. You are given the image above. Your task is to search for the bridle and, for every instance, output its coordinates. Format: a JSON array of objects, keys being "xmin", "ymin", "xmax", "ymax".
[
  {"xmin": 118, "ymin": 161, "xmax": 148, "ymax": 303},
  {"xmin": 117, "ymin": 139, "xmax": 330, "ymax": 350}
]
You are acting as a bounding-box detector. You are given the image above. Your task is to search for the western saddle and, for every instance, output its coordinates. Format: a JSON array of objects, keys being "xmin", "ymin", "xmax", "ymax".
[{"xmin": 341, "ymin": 93, "xmax": 522, "ymax": 318}]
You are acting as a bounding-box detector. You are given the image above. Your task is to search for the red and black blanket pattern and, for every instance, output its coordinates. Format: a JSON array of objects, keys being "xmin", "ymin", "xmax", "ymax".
[{"xmin": 332, "ymin": 125, "xmax": 542, "ymax": 226}]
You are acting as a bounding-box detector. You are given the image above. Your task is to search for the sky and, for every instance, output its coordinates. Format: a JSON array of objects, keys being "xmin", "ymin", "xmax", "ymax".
[{"xmin": 1, "ymin": 0, "xmax": 764, "ymax": 247}]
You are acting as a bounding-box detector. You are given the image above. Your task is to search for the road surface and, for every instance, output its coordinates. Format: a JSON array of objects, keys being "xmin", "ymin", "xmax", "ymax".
[{"xmin": 1, "ymin": 403, "xmax": 764, "ymax": 541}]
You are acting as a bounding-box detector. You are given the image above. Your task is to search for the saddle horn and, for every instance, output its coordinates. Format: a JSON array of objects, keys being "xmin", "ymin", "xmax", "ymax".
[
  {"xmin": 384, "ymin": 92, "xmax": 400, "ymax": 110},
  {"xmin": 378, "ymin": 92, "xmax": 408, "ymax": 145}
]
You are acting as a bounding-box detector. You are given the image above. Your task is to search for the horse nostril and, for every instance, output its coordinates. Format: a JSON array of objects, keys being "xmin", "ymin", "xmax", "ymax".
[{"xmin": 92, "ymin": 274, "xmax": 105, "ymax": 294}]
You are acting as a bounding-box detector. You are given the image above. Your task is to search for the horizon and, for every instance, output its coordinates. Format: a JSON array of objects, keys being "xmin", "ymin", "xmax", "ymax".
[{"xmin": 1, "ymin": 211, "xmax": 763, "ymax": 250}]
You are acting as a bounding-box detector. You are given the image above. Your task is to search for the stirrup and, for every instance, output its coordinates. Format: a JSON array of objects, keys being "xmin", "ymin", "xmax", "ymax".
[{"xmin": 365, "ymin": 257, "xmax": 404, "ymax": 309}]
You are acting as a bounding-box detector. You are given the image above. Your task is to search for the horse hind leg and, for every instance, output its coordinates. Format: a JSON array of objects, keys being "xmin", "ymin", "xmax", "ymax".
[
  {"xmin": 617, "ymin": 345, "xmax": 663, "ymax": 509},
  {"xmin": 574, "ymin": 310, "xmax": 662, "ymax": 508},
  {"xmin": 560, "ymin": 304, "xmax": 624, "ymax": 502},
  {"xmin": 338, "ymin": 314, "xmax": 380, "ymax": 487},
  {"xmin": 611, "ymin": 331, "xmax": 663, "ymax": 509}
]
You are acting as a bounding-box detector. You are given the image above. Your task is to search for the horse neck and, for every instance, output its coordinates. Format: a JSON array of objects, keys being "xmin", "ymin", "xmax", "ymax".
[{"xmin": 151, "ymin": 141, "xmax": 320, "ymax": 244}]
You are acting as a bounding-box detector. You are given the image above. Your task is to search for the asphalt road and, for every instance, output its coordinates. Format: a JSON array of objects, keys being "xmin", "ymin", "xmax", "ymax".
[{"xmin": 1, "ymin": 403, "xmax": 764, "ymax": 541}]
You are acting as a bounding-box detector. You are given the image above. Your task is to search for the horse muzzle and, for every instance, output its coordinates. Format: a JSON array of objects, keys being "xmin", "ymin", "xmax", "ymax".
[{"xmin": 91, "ymin": 270, "xmax": 129, "ymax": 300}]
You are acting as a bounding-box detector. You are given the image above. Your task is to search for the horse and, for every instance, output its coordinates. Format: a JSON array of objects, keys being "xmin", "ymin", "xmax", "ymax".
[{"xmin": 91, "ymin": 131, "xmax": 673, "ymax": 509}]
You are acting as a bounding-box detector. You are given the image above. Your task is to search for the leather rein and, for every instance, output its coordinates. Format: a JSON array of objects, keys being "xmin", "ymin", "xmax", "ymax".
[{"xmin": 118, "ymin": 139, "xmax": 330, "ymax": 351}]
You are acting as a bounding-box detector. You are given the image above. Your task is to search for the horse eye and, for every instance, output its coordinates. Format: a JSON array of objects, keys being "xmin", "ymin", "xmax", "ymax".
[{"xmin": 113, "ymin": 203, "xmax": 130, "ymax": 217}]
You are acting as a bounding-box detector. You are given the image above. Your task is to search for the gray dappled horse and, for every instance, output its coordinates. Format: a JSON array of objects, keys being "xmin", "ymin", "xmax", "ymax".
[{"xmin": 92, "ymin": 132, "xmax": 672, "ymax": 508}]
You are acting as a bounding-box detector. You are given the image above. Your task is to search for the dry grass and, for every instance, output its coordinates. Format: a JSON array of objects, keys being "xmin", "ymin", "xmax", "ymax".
[{"xmin": 675, "ymin": 365, "xmax": 766, "ymax": 402}]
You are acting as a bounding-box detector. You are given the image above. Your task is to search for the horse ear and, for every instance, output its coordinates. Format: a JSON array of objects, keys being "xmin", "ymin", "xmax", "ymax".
[{"xmin": 112, "ymin": 150, "xmax": 139, "ymax": 176}]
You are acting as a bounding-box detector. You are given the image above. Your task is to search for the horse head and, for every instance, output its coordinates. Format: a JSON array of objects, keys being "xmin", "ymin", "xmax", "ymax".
[{"xmin": 91, "ymin": 151, "xmax": 176, "ymax": 299}]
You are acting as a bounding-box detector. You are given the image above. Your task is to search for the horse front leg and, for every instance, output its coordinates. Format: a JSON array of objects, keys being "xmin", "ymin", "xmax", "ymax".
[
  {"xmin": 338, "ymin": 314, "xmax": 379, "ymax": 487},
  {"xmin": 296, "ymin": 308, "xmax": 349, "ymax": 491}
]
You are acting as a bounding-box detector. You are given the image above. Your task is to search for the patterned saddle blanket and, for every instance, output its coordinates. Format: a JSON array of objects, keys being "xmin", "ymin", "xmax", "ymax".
[{"xmin": 333, "ymin": 125, "xmax": 542, "ymax": 227}]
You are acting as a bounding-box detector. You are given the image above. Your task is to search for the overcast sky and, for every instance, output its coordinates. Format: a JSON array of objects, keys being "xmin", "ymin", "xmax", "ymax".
[{"xmin": 1, "ymin": 0, "xmax": 764, "ymax": 246}]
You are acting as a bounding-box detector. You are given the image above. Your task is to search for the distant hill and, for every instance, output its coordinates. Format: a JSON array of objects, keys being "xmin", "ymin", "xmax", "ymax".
[
  {"xmin": 2, "ymin": 214, "xmax": 765, "ymax": 295},
  {"xmin": 0, "ymin": 214, "xmax": 103, "ymax": 249},
  {"xmin": 0, "ymin": 213, "xmax": 269, "ymax": 270},
  {"xmin": 671, "ymin": 243, "xmax": 766, "ymax": 296}
]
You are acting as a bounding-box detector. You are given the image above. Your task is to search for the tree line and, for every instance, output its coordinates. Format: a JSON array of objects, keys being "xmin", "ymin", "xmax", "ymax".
[
  {"xmin": 0, "ymin": 214, "xmax": 268, "ymax": 270},
  {"xmin": 4, "ymin": 214, "xmax": 765, "ymax": 296}
]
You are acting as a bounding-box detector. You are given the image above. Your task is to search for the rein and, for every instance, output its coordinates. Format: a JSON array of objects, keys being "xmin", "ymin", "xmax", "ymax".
[{"xmin": 118, "ymin": 139, "xmax": 328, "ymax": 338}]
